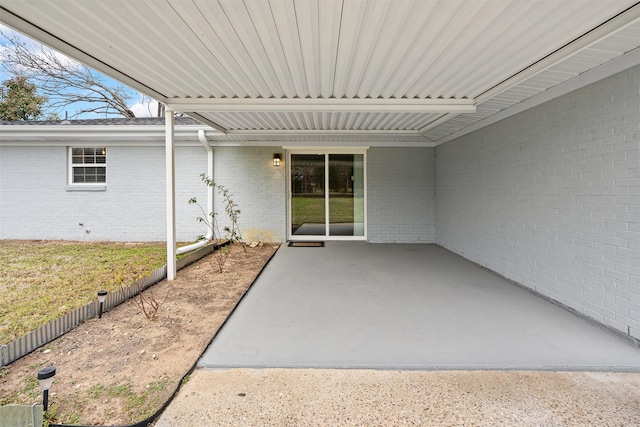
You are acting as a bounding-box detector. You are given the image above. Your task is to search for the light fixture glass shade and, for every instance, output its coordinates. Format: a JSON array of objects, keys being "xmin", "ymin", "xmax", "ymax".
[
  {"xmin": 97, "ymin": 290, "xmax": 108, "ymax": 303},
  {"xmin": 38, "ymin": 366, "xmax": 56, "ymax": 391},
  {"xmin": 273, "ymin": 153, "xmax": 282, "ymax": 167}
]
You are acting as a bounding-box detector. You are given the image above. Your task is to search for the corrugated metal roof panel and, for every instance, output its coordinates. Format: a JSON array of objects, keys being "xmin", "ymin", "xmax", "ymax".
[
  {"xmin": 1, "ymin": 0, "xmax": 639, "ymax": 144},
  {"xmin": 197, "ymin": 112, "xmax": 443, "ymax": 131}
]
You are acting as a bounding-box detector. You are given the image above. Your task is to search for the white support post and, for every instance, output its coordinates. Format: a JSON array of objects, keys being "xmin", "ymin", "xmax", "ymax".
[{"xmin": 165, "ymin": 109, "xmax": 177, "ymax": 280}]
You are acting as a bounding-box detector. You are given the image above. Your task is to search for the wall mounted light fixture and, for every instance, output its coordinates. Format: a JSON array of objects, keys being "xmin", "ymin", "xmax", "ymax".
[{"xmin": 273, "ymin": 153, "xmax": 282, "ymax": 167}]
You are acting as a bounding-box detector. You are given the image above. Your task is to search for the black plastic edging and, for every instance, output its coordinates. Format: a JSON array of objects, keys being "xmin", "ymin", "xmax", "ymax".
[{"xmin": 49, "ymin": 243, "xmax": 281, "ymax": 427}]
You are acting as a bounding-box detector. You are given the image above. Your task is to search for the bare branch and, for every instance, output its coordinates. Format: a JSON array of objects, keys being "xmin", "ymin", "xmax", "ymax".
[{"xmin": 1, "ymin": 31, "xmax": 138, "ymax": 118}]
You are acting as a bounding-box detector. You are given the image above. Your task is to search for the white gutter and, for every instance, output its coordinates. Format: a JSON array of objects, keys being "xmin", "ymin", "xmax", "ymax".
[
  {"xmin": 176, "ymin": 130, "xmax": 214, "ymax": 255},
  {"xmin": 0, "ymin": 124, "xmax": 216, "ymax": 142}
]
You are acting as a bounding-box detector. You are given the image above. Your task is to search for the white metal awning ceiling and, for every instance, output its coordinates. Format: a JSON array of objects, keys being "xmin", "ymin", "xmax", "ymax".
[{"xmin": 1, "ymin": 0, "xmax": 640, "ymax": 145}]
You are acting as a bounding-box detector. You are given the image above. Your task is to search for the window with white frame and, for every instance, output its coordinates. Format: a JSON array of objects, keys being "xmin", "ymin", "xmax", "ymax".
[{"xmin": 70, "ymin": 147, "xmax": 107, "ymax": 184}]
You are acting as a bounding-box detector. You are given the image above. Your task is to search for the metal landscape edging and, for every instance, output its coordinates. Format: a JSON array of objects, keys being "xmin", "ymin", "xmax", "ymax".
[
  {"xmin": 0, "ymin": 242, "xmax": 226, "ymax": 367},
  {"xmin": 48, "ymin": 243, "xmax": 280, "ymax": 427}
]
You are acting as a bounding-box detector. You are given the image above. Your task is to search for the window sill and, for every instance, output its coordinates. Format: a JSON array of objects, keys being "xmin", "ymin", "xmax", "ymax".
[{"xmin": 66, "ymin": 185, "xmax": 107, "ymax": 192}]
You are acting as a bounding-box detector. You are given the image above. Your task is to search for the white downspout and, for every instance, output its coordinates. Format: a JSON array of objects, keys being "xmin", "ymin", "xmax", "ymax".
[{"xmin": 177, "ymin": 129, "xmax": 214, "ymax": 255}]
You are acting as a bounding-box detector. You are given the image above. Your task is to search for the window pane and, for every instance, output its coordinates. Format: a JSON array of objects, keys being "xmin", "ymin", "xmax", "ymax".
[
  {"xmin": 291, "ymin": 154, "xmax": 325, "ymax": 236},
  {"xmin": 329, "ymin": 154, "xmax": 364, "ymax": 236},
  {"xmin": 73, "ymin": 168, "xmax": 85, "ymax": 183},
  {"xmin": 96, "ymin": 155, "xmax": 106, "ymax": 164},
  {"xmin": 72, "ymin": 166, "xmax": 106, "ymax": 184},
  {"xmin": 71, "ymin": 148, "xmax": 107, "ymax": 184}
]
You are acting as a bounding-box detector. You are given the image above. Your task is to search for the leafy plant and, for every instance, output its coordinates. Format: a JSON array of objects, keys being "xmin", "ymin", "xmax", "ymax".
[
  {"xmin": 189, "ymin": 175, "xmax": 245, "ymax": 273},
  {"xmin": 88, "ymin": 384, "xmax": 105, "ymax": 398},
  {"xmin": 43, "ymin": 403, "xmax": 58, "ymax": 427},
  {"xmin": 65, "ymin": 413, "xmax": 80, "ymax": 424},
  {"xmin": 181, "ymin": 374, "xmax": 191, "ymax": 386},
  {"xmin": 20, "ymin": 375, "xmax": 40, "ymax": 399},
  {"xmin": 0, "ymin": 76, "xmax": 47, "ymax": 121}
]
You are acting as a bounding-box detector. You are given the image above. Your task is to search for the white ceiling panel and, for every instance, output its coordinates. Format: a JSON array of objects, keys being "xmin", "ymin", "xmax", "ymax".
[
  {"xmin": 1, "ymin": 0, "xmax": 639, "ymax": 145},
  {"xmin": 197, "ymin": 111, "xmax": 444, "ymax": 132}
]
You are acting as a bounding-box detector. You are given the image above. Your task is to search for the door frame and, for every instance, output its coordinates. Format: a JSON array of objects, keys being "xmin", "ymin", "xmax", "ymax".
[{"xmin": 285, "ymin": 147, "xmax": 368, "ymax": 241}]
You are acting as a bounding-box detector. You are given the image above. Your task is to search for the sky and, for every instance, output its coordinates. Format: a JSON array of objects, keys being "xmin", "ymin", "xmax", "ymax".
[{"xmin": 0, "ymin": 23, "xmax": 159, "ymax": 119}]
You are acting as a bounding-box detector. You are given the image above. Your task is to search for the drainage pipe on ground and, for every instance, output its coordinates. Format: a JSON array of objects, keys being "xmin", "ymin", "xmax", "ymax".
[{"xmin": 177, "ymin": 129, "xmax": 214, "ymax": 255}]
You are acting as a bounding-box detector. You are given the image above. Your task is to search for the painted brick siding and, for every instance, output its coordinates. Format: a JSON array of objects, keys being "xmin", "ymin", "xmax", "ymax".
[
  {"xmin": 0, "ymin": 145, "xmax": 207, "ymax": 242},
  {"xmin": 436, "ymin": 64, "xmax": 640, "ymax": 339},
  {"xmin": 367, "ymin": 147, "xmax": 436, "ymax": 243},
  {"xmin": 212, "ymin": 146, "xmax": 286, "ymax": 242}
]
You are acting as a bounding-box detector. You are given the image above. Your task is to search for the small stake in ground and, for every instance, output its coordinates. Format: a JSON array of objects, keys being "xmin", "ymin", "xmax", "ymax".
[
  {"xmin": 98, "ymin": 290, "xmax": 108, "ymax": 318},
  {"xmin": 38, "ymin": 366, "xmax": 56, "ymax": 412}
]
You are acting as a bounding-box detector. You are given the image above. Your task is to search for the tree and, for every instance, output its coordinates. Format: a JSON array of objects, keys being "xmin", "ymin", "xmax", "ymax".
[
  {"xmin": 1, "ymin": 31, "xmax": 143, "ymax": 118},
  {"xmin": 0, "ymin": 76, "xmax": 46, "ymax": 121}
]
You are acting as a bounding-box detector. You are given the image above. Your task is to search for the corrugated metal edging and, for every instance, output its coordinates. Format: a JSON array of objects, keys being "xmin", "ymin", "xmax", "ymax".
[
  {"xmin": 0, "ymin": 243, "xmax": 220, "ymax": 367},
  {"xmin": 0, "ymin": 404, "xmax": 43, "ymax": 427}
]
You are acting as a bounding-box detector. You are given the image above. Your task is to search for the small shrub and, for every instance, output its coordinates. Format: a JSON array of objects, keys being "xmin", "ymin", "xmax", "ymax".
[
  {"xmin": 132, "ymin": 287, "xmax": 168, "ymax": 321},
  {"xmin": 189, "ymin": 175, "xmax": 245, "ymax": 273}
]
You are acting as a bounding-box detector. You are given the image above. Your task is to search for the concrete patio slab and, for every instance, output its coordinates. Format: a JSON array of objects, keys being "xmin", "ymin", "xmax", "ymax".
[{"xmin": 199, "ymin": 243, "xmax": 640, "ymax": 371}]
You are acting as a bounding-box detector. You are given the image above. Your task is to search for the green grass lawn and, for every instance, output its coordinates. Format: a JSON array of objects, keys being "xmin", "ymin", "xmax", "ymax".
[
  {"xmin": 292, "ymin": 195, "xmax": 363, "ymax": 226},
  {"xmin": 0, "ymin": 241, "xmax": 174, "ymax": 344}
]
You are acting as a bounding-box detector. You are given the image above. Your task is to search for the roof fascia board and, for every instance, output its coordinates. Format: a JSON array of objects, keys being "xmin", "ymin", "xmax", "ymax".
[
  {"xmin": 434, "ymin": 45, "xmax": 640, "ymax": 147},
  {"xmin": 0, "ymin": 124, "xmax": 216, "ymax": 141},
  {"xmin": 0, "ymin": 139, "xmax": 205, "ymax": 147},
  {"xmin": 226, "ymin": 129, "xmax": 418, "ymax": 135},
  {"xmin": 0, "ymin": 6, "xmax": 169, "ymax": 103},
  {"xmin": 0, "ymin": 126, "xmax": 416, "ymax": 138},
  {"xmin": 169, "ymin": 98, "xmax": 476, "ymax": 113},
  {"xmin": 1, "ymin": 138, "xmax": 435, "ymax": 148},
  {"xmin": 215, "ymin": 140, "xmax": 436, "ymax": 148}
]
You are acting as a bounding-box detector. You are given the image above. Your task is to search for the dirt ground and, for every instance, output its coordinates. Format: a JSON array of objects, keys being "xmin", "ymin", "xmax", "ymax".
[{"xmin": 0, "ymin": 243, "xmax": 279, "ymax": 425}]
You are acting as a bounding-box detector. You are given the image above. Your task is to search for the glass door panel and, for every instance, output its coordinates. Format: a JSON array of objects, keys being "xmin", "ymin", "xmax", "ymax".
[
  {"xmin": 289, "ymin": 151, "xmax": 365, "ymax": 239},
  {"xmin": 291, "ymin": 154, "xmax": 325, "ymax": 236},
  {"xmin": 329, "ymin": 154, "xmax": 364, "ymax": 236}
]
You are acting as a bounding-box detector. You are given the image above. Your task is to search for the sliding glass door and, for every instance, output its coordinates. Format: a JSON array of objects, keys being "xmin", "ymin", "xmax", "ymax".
[
  {"xmin": 291, "ymin": 154, "xmax": 325, "ymax": 236},
  {"xmin": 289, "ymin": 151, "xmax": 365, "ymax": 240}
]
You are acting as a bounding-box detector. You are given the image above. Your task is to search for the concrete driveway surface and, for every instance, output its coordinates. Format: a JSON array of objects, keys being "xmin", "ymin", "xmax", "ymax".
[{"xmin": 155, "ymin": 368, "xmax": 640, "ymax": 426}]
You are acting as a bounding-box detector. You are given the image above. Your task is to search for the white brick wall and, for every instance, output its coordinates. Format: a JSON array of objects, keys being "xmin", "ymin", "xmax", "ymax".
[
  {"xmin": 0, "ymin": 145, "xmax": 207, "ymax": 242},
  {"xmin": 368, "ymin": 147, "xmax": 436, "ymax": 243},
  {"xmin": 212, "ymin": 146, "xmax": 286, "ymax": 242},
  {"xmin": 436, "ymin": 64, "xmax": 640, "ymax": 340}
]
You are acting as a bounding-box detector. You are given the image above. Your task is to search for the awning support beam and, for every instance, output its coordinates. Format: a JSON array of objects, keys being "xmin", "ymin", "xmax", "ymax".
[
  {"xmin": 167, "ymin": 98, "xmax": 476, "ymax": 113},
  {"xmin": 165, "ymin": 109, "xmax": 177, "ymax": 280}
]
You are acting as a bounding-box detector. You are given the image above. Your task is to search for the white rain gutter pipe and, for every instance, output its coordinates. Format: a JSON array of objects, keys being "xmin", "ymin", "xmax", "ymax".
[{"xmin": 176, "ymin": 130, "xmax": 214, "ymax": 255}]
